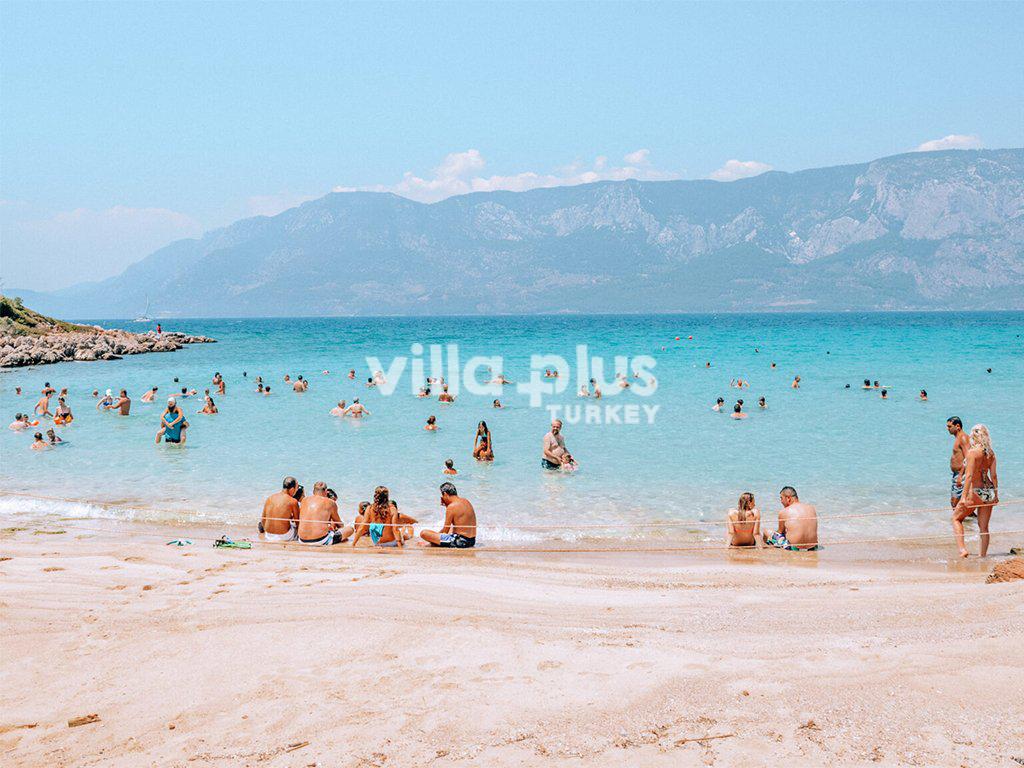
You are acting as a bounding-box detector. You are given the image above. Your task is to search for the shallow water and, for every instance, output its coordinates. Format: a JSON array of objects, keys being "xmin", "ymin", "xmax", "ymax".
[{"xmin": 2, "ymin": 313, "xmax": 1022, "ymax": 543}]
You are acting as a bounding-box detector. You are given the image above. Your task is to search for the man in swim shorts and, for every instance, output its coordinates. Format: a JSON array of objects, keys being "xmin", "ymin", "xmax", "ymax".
[
  {"xmin": 420, "ymin": 482, "xmax": 477, "ymax": 548},
  {"xmin": 542, "ymin": 419, "xmax": 567, "ymax": 469},
  {"xmin": 260, "ymin": 476, "xmax": 301, "ymax": 541},
  {"xmin": 107, "ymin": 389, "xmax": 131, "ymax": 416},
  {"xmin": 947, "ymin": 417, "xmax": 970, "ymax": 510},
  {"xmin": 297, "ymin": 481, "xmax": 352, "ymax": 545},
  {"xmin": 764, "ymin": 486, "xmax": 820, "ymax": 551}
]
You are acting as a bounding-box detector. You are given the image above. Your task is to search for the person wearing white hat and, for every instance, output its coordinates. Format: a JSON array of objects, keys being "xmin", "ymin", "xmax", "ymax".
[{"xmin": 155, "ymin": 396, "xmax": 188, "ymax": 445}]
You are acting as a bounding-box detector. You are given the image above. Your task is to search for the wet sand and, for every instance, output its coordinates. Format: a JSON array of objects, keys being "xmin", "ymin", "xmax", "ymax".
[{"xmin": 1, "ymin": 515, "xmax": 1023, "ymax": 767}]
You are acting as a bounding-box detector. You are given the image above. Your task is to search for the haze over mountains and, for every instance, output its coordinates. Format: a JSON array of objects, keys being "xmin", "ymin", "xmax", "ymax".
[{"xmin": 12, "ymin": 148, "xmax": 1024, "ymax": 317}]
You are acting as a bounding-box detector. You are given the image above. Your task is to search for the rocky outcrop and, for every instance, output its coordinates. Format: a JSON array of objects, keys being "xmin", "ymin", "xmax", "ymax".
[
  {"xmin": 0, "ymin": 329, "xmax": 215, "ymax": 368},
  {"xmin": 986, "ymin": 557, "xmax": 1024, "ymax": 584}
]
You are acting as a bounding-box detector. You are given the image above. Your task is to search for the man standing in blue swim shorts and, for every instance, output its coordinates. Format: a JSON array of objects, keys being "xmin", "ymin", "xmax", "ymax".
[{"xmin": 947, "ymin": 417, "xmax": 970, "ymax": 510}]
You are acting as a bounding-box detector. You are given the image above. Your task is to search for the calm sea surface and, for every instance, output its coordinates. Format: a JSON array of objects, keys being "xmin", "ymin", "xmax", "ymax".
[{"xmin": 2, "ymin": 313, "xmax": 1022, "ymax": 543}]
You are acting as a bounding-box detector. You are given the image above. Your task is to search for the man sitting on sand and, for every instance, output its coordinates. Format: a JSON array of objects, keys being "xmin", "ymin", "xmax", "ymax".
[
  {"xmin": 297, "ymin": 481, "xmax": 352, "ymax": 545},
  {"xmin": 260, "ymin": 476, "xmax": 301, "ymax": 541},
  {"xmin": 419, "ymin": 482, "xmax": 477, "ymax": 549},
  {"xmin": 763, "ymin": 486, "xmax": 819, "ymax": 551}
]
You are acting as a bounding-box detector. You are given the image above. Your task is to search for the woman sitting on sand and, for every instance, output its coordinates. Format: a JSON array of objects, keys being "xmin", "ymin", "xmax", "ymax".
[
  {"xmin": 352, "ymin": 486, "xmax": 404, "ymax": 547},
  {"xmin": 473, "ymin": 420, "xmax": 494, "ymax": 461},
  {"xmin": 727, "ymin": 492, "xmax": 761, "ymax": 547}
]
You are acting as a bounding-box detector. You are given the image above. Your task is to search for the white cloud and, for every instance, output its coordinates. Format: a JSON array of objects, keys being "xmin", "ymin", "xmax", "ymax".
[
  {"xmin": 335, "ymin": 148, "xmax": 680, "ymax": 203},
  {"xmin": 708, "ymin": 159, "xmax": 773, "ymax": 182},
  {"xmin": 0, "ymin": 204, "xmax": 202, "ymax": 290},
  {"xmin": 623, "ymin": 148, "xmax": 651, "ymax": 165},
  {"xmin": 914, "ymin": 134, "xmax": 983, "ymax": 152}
]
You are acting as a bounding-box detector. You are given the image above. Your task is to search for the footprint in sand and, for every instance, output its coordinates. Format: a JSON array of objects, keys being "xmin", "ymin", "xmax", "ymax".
[
  {"xmin": 108, "ymin": 585, "xmax": 128, "ymax": 591},
  {"xmin": 626, "ymin": 661, "xmax": 653, "ymax": 670},
  {"xmin": 123, "ymin": 556, "xmax": 145, "ymax": 563},
  {"xmin": 537, "ymin": 660, "xmax": 563, "ymax": 671},
  {"xmin": 42, "ymin": 567, "xmax": 65, "ymax": 572},
  {"xmin": 479, "ymin": 662, "xmax": 500, "ymax": 673},
  {"xmin": 99, "ymin": 565, "xmax": 121, "ymax": 570}
]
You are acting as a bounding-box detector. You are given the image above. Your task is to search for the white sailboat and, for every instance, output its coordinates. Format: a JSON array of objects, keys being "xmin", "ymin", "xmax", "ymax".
[{"xmin": 134, "ymin": 298, "xmax": 152, "ymax": 323}]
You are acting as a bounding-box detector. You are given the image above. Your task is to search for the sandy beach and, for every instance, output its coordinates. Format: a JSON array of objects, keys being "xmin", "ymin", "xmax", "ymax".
[{"xmin": 2, "ymin": 516, "xmax": 1022, "ymax": 768}]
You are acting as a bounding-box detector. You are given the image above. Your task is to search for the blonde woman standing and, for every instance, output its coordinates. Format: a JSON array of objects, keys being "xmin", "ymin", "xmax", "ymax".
[
  {"xmin": 953, "ymin": 424, "xmax": 998, "ymax": 558},
  {"xmin": 727, "ymin": 492, "xmax": 761, "ymax": 547}
]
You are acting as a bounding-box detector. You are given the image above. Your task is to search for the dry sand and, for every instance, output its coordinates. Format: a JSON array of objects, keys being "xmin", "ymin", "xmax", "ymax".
[{"xmin": 2, "ymin": 517, "xmax": 1023, "ymax": 767}]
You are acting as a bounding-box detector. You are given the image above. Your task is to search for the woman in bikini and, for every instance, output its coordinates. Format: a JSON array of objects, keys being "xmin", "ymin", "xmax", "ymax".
[
  {"xmin": 352, "ymin": 486, "xmax": 404, "ymax": 547},
  {"xmin": 473, "ymin": 420, "xmax": 494, "ymax": 461},
  {"xmin": 727, "ymin": 492, "xmax": 761, "ymax": 547},
  {"xmin": 953, "ymin": 424, "xmax": 998, "ymax": 558}
]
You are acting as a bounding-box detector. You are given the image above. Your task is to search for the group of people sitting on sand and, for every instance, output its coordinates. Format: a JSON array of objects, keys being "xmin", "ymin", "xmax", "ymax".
[
  {"xmin": 259, "ymin": 477, "xmax": 477, "ymax": 549},
  {"xmin": 726, "ymin": 486, "xmax": 820, "ymax": 550}
]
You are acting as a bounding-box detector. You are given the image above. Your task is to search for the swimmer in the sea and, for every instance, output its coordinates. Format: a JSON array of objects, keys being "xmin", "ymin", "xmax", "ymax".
[
  {"xmin": 443, "ymin": 458, "xmax": 457, "ymax": 475},
  {"xmin": 791, "ymin": 376, "xmax": 801, "ymax": 389},
  {"xmin": 919, "ymin": 389, "xmax": 928, "ymax": 401},
  {"xmin": 46, "ymin": 428, "xmax": 63, "ymax": 445},
  {"xmin": 31, "ymin": 432, "xmax": 49, "ymax": 450},
  {"xmin": 713, "ymin": 397, "xmax": 725, "ymax": 412},
  {"xmin": 330, "ymin": 400, "xmax": 348, "ymax": 417},
  {"xmin": 141, "ymin": 387, "xmax": 158, "ymax": 403},
  {"xmin": 758, "ymin": 396, "xmax": 766, "ymax": 409},
  {"xmin": 346, "ymin": 399, "xmax": 370, "ymax": 417},
  {"xmin": 34, "ymin": 393, "xmax": 52, "ymax": 417},
  {"xmin": 493, "ymin": 399, "xmax": 503, "ymax": 409},
  {"xmin": 731, "ymin": 403, "xmax": 748, "ymax": 420},
  {"xmin": 425, "ymin": 415, "xmax": 437, "ymax": 430},
  {"xmin": 438, "ymin": 386, "xmax": 455, "ymax": 403}
]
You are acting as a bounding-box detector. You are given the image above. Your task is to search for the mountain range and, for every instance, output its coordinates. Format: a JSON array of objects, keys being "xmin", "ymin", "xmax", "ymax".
[{"xmin": 11, "ymin": 148, "xmax": 1024, "ymax": 317}]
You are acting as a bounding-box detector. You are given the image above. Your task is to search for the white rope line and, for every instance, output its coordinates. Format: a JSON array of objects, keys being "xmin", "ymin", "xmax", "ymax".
[
  {"xmin": 8, "ymin": 520, "xmax": 1022, "ymax": 555},
  {"xmin": 1, "ymin": 489, "xmax": 1020, "ymax": 530}
]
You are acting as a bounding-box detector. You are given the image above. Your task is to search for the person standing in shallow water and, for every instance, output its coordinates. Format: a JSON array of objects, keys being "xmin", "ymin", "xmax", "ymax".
[
  {"xmin": 473, "ymin": 421, "xmax": 494, "ymax": 461},
  {"xmin": 947, "ymin": 417, "xmax": 970, "ymax": 511},
  {"xmin": 952, "ymin": 424, "xmax": 998, "ymax": 558},
  {"xmin": 541, "ymin": 419, "xmax": 567, "ymax": 469}
]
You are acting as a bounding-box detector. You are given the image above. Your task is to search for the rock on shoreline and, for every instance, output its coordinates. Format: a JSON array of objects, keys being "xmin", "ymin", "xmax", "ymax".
[{"xmin": 0, "ymin": 328, "xmax": 216, "ymax": 368}]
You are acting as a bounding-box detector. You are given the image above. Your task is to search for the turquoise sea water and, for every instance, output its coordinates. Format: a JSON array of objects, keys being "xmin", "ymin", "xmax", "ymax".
[{"xmin": 1, "ymin": 313, "xmax": 1022, "ymax": 544}]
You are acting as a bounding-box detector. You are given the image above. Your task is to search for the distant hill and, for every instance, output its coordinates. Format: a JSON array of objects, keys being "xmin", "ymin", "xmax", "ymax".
[
  {"xmin": 14, "ymin": 148, "xmax": 1024, "ymax": 317},
  {"xmin": 0, "ymin": 295, "xmax": 93, "ymax": 336}
]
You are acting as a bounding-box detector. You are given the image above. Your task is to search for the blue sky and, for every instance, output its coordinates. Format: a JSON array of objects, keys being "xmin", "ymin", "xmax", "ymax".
[{"xmin": 2, "ymin": 1, "xmax": 1022, "ymax": 290}]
